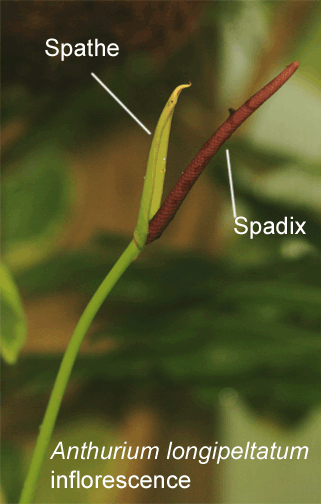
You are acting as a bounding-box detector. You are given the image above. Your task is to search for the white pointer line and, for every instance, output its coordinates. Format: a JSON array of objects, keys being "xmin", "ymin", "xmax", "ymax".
[
  {"xmin": 91, "ymin": 72, "xmax": 151, "ymax": 135},
  {"xmin": 225, "ymin": 149, "xmax": 237, "ymax": 219}
]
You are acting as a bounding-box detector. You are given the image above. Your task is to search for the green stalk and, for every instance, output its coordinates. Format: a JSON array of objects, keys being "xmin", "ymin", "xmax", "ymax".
[
  {"xmin": 19, "ymin": 83, "xmax": 187, "ymax": 503},
  {"xmin": 19, "ymin": 239, "xmax": 140, "ymax": 504}
]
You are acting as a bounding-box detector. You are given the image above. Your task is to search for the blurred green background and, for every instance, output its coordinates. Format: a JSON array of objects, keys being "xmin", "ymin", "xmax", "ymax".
[{"xmin": 2, "ymin": 1, "xmax": 321, "ymax": 503}]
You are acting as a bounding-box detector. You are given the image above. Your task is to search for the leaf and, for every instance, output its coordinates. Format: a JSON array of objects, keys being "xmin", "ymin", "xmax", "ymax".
[
  {"xmin": 220, "ymin": 281, "xmax": 321, "ymax": 314},
  {"xmin": 1, "ymin": 442, "xmax": 25, "ymax": 504},
  {"xmin": 134, "ymin": 83, "xmax": 191, "ymax": 249},
  {"xmin": 15, "ymin": 245, "xmax": 221, "ymax": 311},
  {"xmin": 2, "ymin": 143, "xmax": 73, "ymax": 271},
  {"xmin": 90, "ymin": 300, "xmax": 321, "ymax": 380},
  {"xmin": 223, "ymin": 138, "xmax": 296, "ymax": 172},
  {"xmin": 210, "ymin": 139, "xmax": 321, "ymax": 251},
  {"xmin": 1, "ymin": 262, "xmax": 27, "ymax": 364}
]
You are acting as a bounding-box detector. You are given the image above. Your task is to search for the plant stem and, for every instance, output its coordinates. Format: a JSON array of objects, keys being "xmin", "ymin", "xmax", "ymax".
[{"xmin": 19, "ymin": 239, "xmax": 140, "ymax": 504}]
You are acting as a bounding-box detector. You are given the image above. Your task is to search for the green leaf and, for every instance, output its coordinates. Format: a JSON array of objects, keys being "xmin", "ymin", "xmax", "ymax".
[
  {"xmin": 223, "ymin": 138, "xmax": 296, "ymax": 172},
  {"xmin": 210, "ymin": 139, "xmax": 321, "ymax": 251},
  {"xmin": 15, "ymin": 245, "xmax": 221, "ymax": 309},
  {"xmin": 134, "ymin": 83, "xmax": 191, "ymax": 249},
  {"xmin": 1, "ymin": 262, "xmax": 27, "ymax": 364},
  {"xmin": 220, "ymin": 281, "xmax": 321, "ymax": 313},
  {"xmin": 1, "ymin": 442, "xmax": 25, "ymax": 504},
  {"xmin": 2, "ymin": 143, "xmax": 73, "ymax": 271}
]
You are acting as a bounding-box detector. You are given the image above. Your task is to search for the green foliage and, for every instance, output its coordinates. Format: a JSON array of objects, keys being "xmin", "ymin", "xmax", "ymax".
[
  {"xmin": 292, "ymin": 8, "xmax": 321, "ymax": 87},
  {"xmin": 1, "ymin": 442, "xmax": 25, "ymax": 504},
  {"xmin": 210, "ymin": 138, "xmax": 321, "ymax": 252},
  {"xmin": 1, "ymin": 262, "xmax": 27, "ymax": 364},
  {"xmin": 2, "ymin": 143, "xmax": 73, "ymax": 271},
  {"xmin": 11, "ymin": 236, "xmax": 321, "ymax": 426}
]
